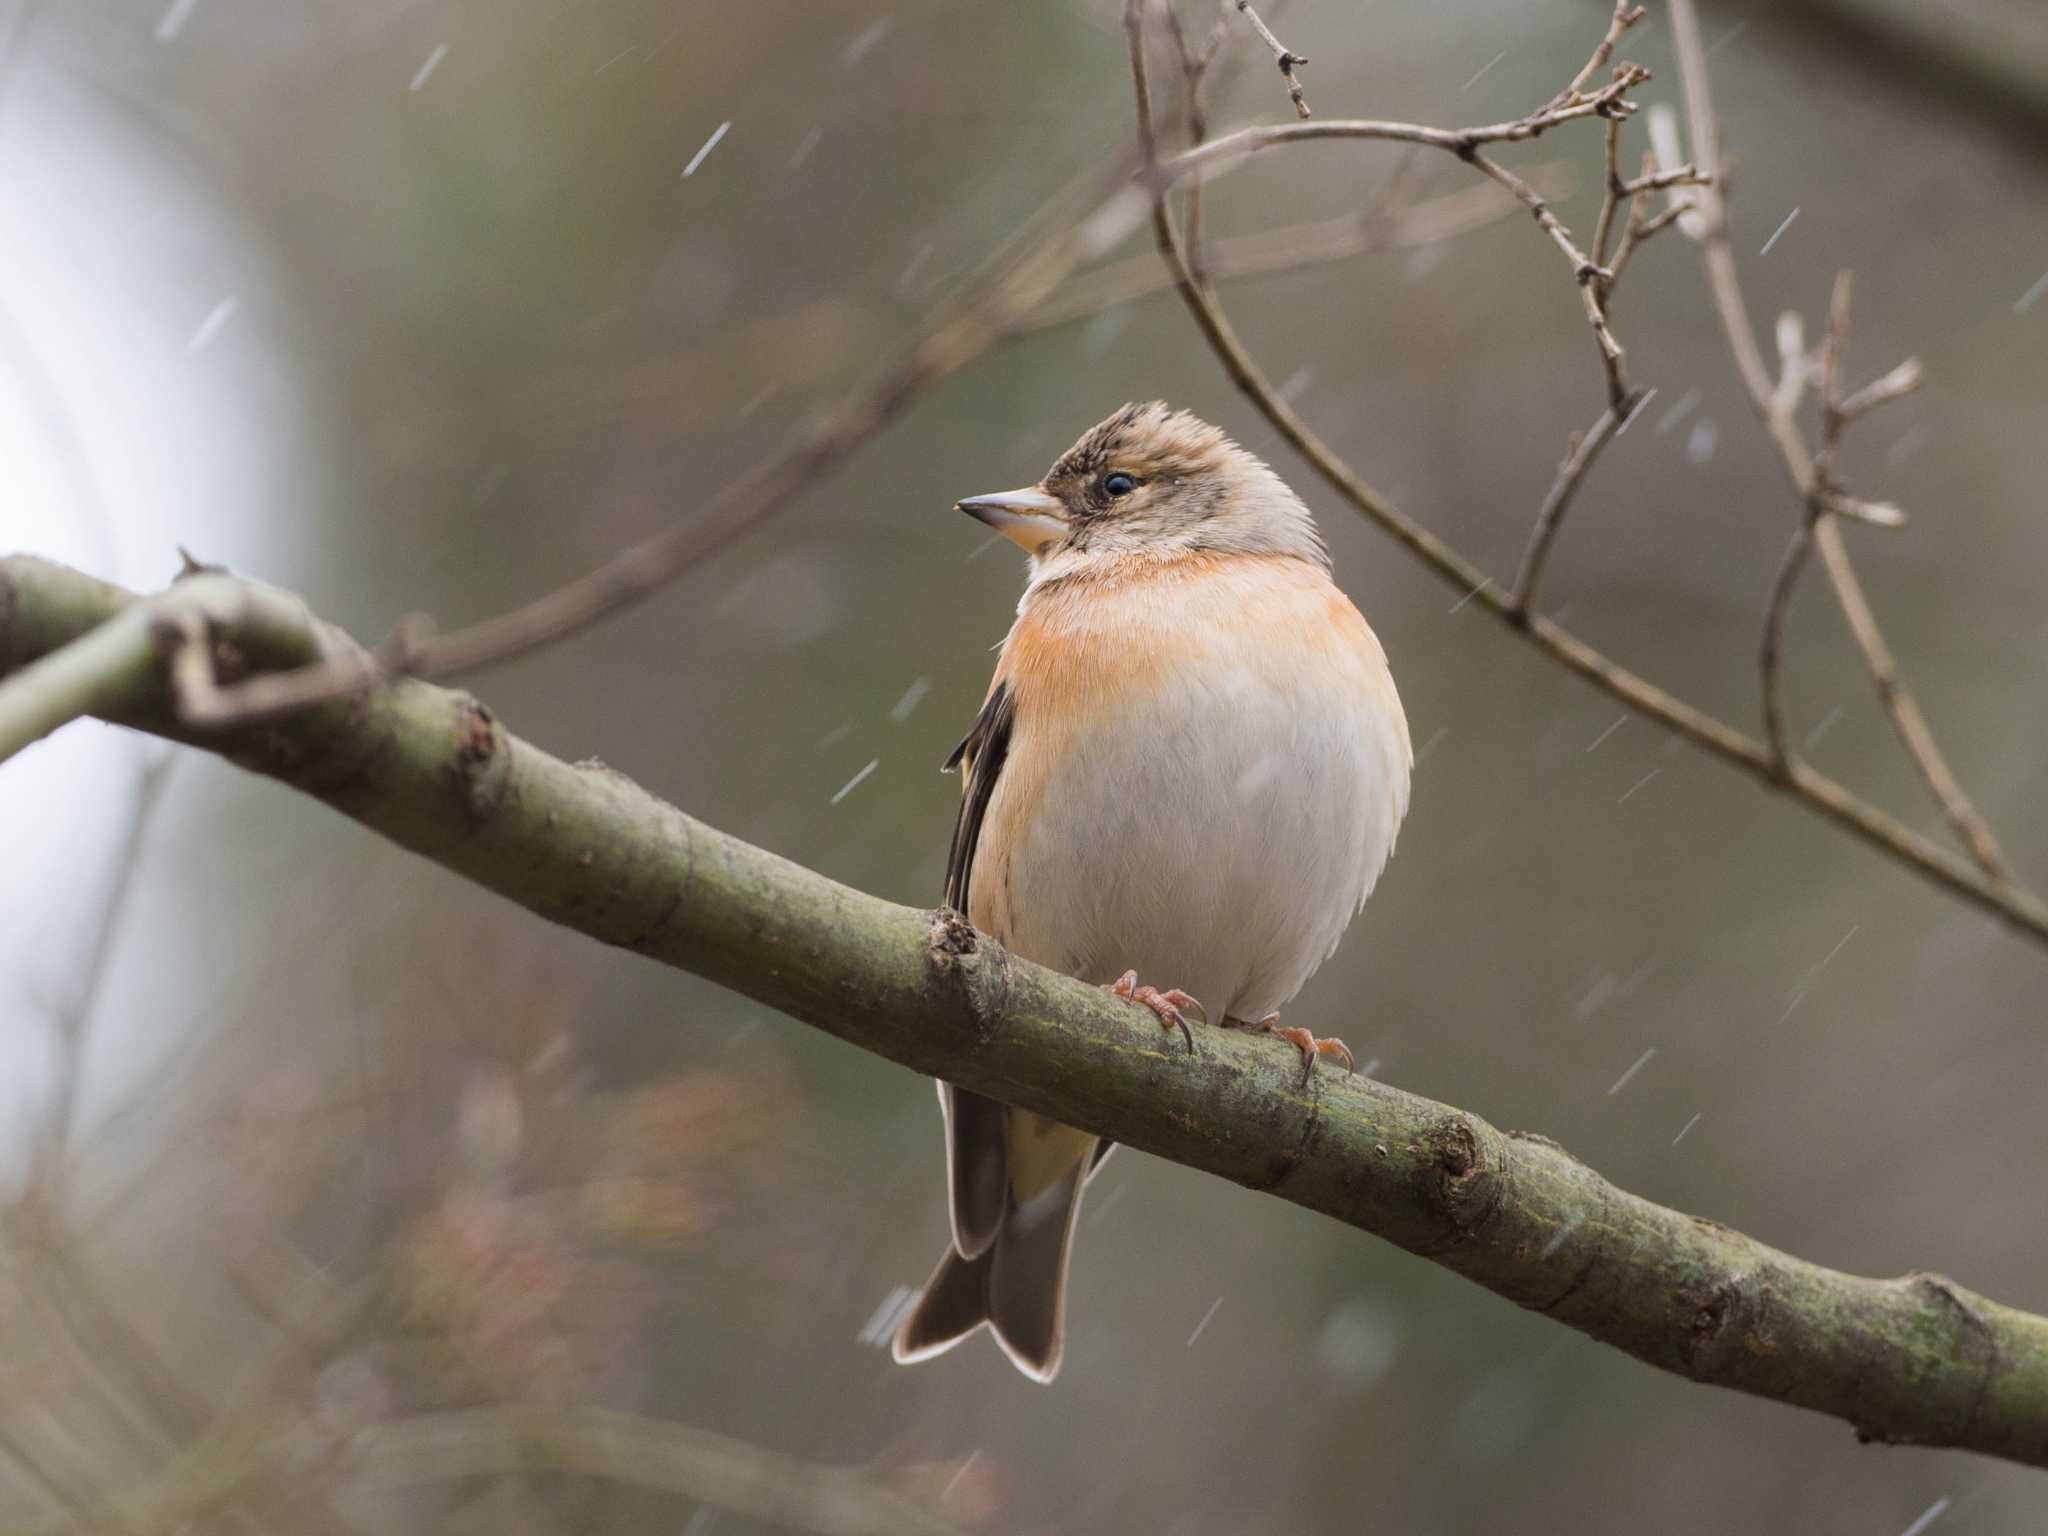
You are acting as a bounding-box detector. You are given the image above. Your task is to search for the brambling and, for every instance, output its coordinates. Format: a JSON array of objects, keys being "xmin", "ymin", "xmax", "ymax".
[{"xmin": 892, "ymin": 402, "xmax": 1412, "ymax": 1382}]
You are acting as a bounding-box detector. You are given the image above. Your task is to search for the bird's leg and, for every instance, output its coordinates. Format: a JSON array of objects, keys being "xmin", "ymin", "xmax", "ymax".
[
  {"xmin": 1102, "ymin": 970, "xmax": 1204, "ymax": 1055},
  {"xmin": 1226, "ymin": 1012, "xmax": 1355, "ymax": 1080}
]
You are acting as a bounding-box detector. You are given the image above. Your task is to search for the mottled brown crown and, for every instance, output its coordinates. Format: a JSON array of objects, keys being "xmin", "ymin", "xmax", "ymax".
[
  {"xmin": 1028, "ymin": 402, "xmax": 1327, "ymax": 572},
  {"xmin": 1045, "ymin": 401, "xmax": 1233, "ymax": 488}
]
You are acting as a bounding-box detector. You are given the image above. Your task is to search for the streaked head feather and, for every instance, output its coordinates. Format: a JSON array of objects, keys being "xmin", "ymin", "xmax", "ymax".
[{"xmin": 1027, "ymin": 403, "xmax": 1327, "ymax": 585}]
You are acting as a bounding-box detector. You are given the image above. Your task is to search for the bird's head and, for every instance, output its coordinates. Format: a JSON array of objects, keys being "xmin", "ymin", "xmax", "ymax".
[{"xmin": 955, "ymin": 402, "xmax": 1327, "ymax": 579}]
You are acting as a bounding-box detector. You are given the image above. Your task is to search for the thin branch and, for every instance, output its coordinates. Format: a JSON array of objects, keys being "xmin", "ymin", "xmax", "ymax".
[
  {"xmin": 1113, "ymin": 2, "xmax": 2047, "ymax": 944},
  {"xmin": 155, "ymin": 161, "xmax": 1154, "ymax": 729},
  {"xmin": 1462, "ymin": 141, "xmax": 1637, "ymax": 405},
  {"xmin": 61, "ymin": 1391, "xmax": 967, "ymax": 1536},
  {"xmin": 1509, "ymin": 405, "xmax": 1625, "ymax": 612},
  {"xmin": 26, "ymin": 750, "xmax": 175, "ymax": 1199},
  {"xmin": 6, "ymin": 554, "xmax": 2048, "ymax": 1469},
  {"xmin": 1667, "ymin": 0, "xmax": 2015, "ymax": 888},
  {"xmin": 1018, "ymin": 172, "xmax": 1564, "ymax": 331},
  {"xmin": 1547, "ymin": 1, "xmax": 1646, "ymax": 111},
  {"xmin": 1760, "ymin": 273, "xmax": 1854, "ymax": 769},
  {"xmin": 345, "ymin": 1409, "xmax": 966, "ymax": 1536},
  {"xmin": 1590, "ymin": 114, "xmax": 1626, "ymax": 269},
  {"xmin": 1157, "ymin": 0, "xmax": 1215, "ymax": 273},
  {"xmin": 1759, "ymin": 517, "xmax": 1815, "ymax": 770},
  {"xmin": 1812, "ymin": 521, "xmax": 2014, "ymax": 868},
  {"xmin": 140, "ymin": 18, "xmax": 1635, "ymax": 735},
  {"xmin": 1840, "ymin": 357, "xmax": 1923, "ymax": 420},
  {"xmin": 1610, "ymin": 195, "xmax": 1698, "ymax": 282},
  {"xmin": 1153, "ymin": 70, "xmax": 1649, "ymax": 183},
  {"xmin": 1159, "ymin": 0, "xmax": 1245, "ymax": 281},
  {"xmin": 1122, "ymin": 6, "xmax": 2048, "ymax": 946},
  {"xmin": 1234, "ymin": 0, "xmax": 1310, "ymax": 118},
  {"xmin": 1620, "ymin": 164, "xmax": 1711, "ymax": 196}
]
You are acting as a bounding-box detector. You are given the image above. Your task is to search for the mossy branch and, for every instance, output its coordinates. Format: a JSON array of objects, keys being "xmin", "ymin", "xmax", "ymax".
[{"xmin": 5, "ymin": 552, "xmax": 2048, "ymax": 1470}]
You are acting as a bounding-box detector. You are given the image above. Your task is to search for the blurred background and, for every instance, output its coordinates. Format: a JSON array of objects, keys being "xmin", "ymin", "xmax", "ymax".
[{"xmin": 3, "ymin": 0, "xmax": 2046, "ymax": 1531}]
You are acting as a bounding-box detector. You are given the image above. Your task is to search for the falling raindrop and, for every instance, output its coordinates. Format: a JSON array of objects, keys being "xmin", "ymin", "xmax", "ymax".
[
  {"xmin": 1607, "ymin": 1046, "xmax": 1657, "ymax": 1095},
  {"xmin": 857, "ymin": 1285, "xmax": 918, "ymax": 1346},
  {"xmin": 830, "ymin": 759, "xmax": 880, "ymax": 805},
  {"xmin": 683, "ymin": 121, "xmax": 731, "ymax": 178},
  {"xmin": 841, "ymin": 16, "xmax": 894, "ymax": 67},
  {"xmin": 1185, "ymin": 1296, "xmax": 1225, "ymax": 1346},
  {"xmin": 1584, "ymin": 715, "xmax": 1626, "ymax": 754},
  {"xmin": 1655, "ymin": 388, "xmax": 1701, "ymax": 436},
  {"xmin": 888, "ymin": 677, "xmax": 932, "ymax": 723},
  {"xmin": 1616, "ymin": 768, "xmax": 1660, "ymax": 805},
  {"xmin": 186, "ymin": 295, "xmax": 238, "ymax": 354},
  {"xmin": 1758, "ymin": 207, "xmax": 1800, "ymax": 257},
  {"xmin": 408, "ymin": 44, "xmax": 448, "ymax": 93},
  {"xmin": 156, "ymin": 0, "xmax": 200, "ymax": 42},
  {"xmin": 1461, "ymin": 49, "xmax": 1508, "ymax": 92}
]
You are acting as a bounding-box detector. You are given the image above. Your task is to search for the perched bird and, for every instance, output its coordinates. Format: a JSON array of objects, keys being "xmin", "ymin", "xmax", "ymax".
[{"xmin": 892, "ymin": 402, "xmax": 1412, "ymax": 1382}]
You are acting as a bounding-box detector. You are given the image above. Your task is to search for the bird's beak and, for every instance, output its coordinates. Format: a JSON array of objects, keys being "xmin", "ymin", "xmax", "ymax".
[{"xmin": 956, "ymin": 487, "xmax": 1068, "ymax": 553}]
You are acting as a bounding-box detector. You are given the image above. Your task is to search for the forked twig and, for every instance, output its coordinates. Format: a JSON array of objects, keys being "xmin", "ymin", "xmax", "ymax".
[
  {"xmin": 1120, "ymin": 0, "xmax": 2042, "ymax": 941},
  {"xmin": 1667, "ymin": 0, "xmax": 2011, "ymax": 886},
  {"xmin": 1236, "ymin": 0, "xmax": 1310, "ymax": 119}
]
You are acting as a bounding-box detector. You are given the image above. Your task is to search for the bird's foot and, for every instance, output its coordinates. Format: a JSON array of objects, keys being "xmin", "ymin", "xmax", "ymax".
[
  {"xmin": 1228, "ymin": 1012, "xmax": 1355, "ymax": 1081},
  {"xmin": 1103, "ymin": 970, "xmax": 1205, "ymax": 1055}
]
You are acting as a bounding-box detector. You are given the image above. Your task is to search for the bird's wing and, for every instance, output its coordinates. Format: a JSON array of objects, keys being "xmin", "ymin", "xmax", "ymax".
[
  {"xmin": 936, "ymin": 678, "xmax": 1015, "ymax": 1260},
  {"xmin": 942, "ymin": 678, "xmax": 1012, "ymax": 913}
]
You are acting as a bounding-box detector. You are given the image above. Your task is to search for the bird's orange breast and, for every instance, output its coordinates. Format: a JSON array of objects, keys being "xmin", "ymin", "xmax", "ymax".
[{"xmin": 966, "ymin": 552, "xmax": 1402, "ymax": 945}]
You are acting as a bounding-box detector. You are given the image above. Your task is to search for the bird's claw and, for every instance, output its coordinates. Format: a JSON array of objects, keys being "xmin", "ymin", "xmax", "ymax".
[
  {"xmin": 1236, "ymin": 1012, "xmax": 1354, "ymax": 1082},
  {"xmin": 1103, "ymin": 970, "xmax": 1204, "ymax": 1055}
]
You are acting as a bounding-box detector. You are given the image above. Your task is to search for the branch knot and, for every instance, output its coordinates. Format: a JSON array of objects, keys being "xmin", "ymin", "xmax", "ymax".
[{"xmin": 925, "ymin": 907, "xmax": 1011, "ymax": 1045}]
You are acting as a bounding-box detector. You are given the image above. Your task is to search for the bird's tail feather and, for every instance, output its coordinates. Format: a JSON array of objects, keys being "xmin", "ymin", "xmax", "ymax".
[{"xmin": 892, "ymin": 1157, "xmax": 1089, "ymax": 1383}]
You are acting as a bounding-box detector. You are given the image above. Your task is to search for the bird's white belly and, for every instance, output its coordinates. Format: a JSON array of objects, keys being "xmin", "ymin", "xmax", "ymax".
[{"xmin": 987, "ymin": 650, "xmax": 1404, "ymax": 1023}]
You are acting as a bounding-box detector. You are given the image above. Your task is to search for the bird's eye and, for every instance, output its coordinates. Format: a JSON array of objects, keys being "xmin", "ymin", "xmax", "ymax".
[{"xmin": 1102, "ymin": 472, "xmax": 1138, "ymax": 498}]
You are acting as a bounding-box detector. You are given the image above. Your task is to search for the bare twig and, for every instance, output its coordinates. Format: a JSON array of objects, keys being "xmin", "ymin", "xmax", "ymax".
[
  {"xmin": 1620, "ymin": 164, "xmax": 1711, "ymax": 195},
  {"xmin": 1547, "ymin": 1, "xmax": 1646, "ymax": 111},
  {"xmin": 1462, "ymin": 140, "xmax": 1638, "ymax": 405},
  {"xmin": 1610, "ymin": 196, "xmax": 1698, "ymax": 282},
  {"xmin": 1772, "ymin": 308, "xmax": 1809, "ymax": 419},
  {"xmin": 346, "ymin": 1409, "xmax": 968, "ymax": 1536},
  {"xmin": 1119, "ymin": 0, "xmax": 2045, "ymax": 943},
  {"xmin": 1668, "ymin": 0, "xmax": 2015, "ymax": 887},
  {"xmin": 26, "ymin": 750, "xmax": 175, "ymax": 1198},
  {"xmin": 162, "ymin": 163, "xmax": 1154, "ymax": 729},
  {"xmin": 1825, "ymin": 492, "xmax": 1907, "ymax": 528},
  {"xmin": 1818, "ymin": 269, "xmax": 1855, "ymax": 456},
  {"xmin": 1020, "ymin": 168, "xmax": 1569, "ymax": 331},
  {"xmin": 1760, "ymin": 272, "xmax": 1855, "ymax": 768},
  {"xmin": 1759, "ymin": 518, "xmax": 1816, "ymax": 770},
  {"xmin": 1158, "ymin": 0, "xmax": 1240, "ymax": 278},
  {"xmin": 81, "ymin": 20, "xmax": 1645, "ymax": 735},
  {"xmin": 1590, "ymin": 114, "xmax": 1626, "ymax": 269},
  {"xmin": 1603, "ymin": 151, "xmax": 1698, "ymax": 297},
  {"xmin": 1509, "ymin": 405, "xmax": 1625, "ymax": 612},
  {"xmin": 1157, "ymin": 0, "xmax": 1214, "ymax": 272},
  {"xmin": 1153, "ymin": 77, "xmax": 1657, "ymax": 183},
  {"xmin": 1235, "ymin": 0, "xmax": 1310, "ymax": 118},
  {"xmin": 1840, "ymin": 356, "xmax": 1923, "ymax": 420}
]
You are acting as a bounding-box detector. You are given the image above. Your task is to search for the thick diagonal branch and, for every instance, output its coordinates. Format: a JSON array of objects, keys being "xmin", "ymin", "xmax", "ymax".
[{"xmin": 5, "ymin": 554, "xmax": 2048, "ymax": 1470}]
